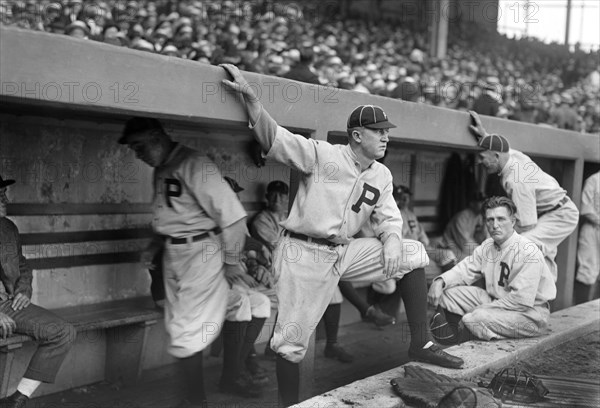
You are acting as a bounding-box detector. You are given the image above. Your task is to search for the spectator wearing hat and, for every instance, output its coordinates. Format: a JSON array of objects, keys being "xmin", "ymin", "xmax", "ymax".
[
  {"xmin": 549, "ymin": 92, "xmax": 581, "ymax": 131},
  {"xmin": 0, "ymin": 175, "xmax": 76, "ymax": 408},
  {"xmin": 64, "ymin": 19, "xmax": 89, "ymax": 39},
  {"xmin": 283, "ymin": 47, "xmax": 319, "ymax": 85},
  {"xmin": 469, "ymin": 111, "xmax": 579, "ymax": 281}
]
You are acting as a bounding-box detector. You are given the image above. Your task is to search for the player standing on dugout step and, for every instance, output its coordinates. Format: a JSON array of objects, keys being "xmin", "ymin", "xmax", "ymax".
[
  {"xmin": 468, "ymin": 111, "xmax": 579, "ymax": 281},
  {"xmin": 220, "ymin": 64, "xmax": 463, "ymax": 407},
  {"xmin": 118, "ymin": 117, "xmax": 249, "ymax": 408}
]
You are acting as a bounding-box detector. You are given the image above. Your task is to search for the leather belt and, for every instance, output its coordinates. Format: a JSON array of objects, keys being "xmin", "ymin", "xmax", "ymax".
[
  {"xmin": 166, "ymin": 227, "xmax": 222, "ymax": 245},
  {"xmin": 284, "ymin": 230, "xmax": 340, "ymax": 247},
  {"xmin": 538, "ymin": 196, "xmax": 569, "ymax": 218}
]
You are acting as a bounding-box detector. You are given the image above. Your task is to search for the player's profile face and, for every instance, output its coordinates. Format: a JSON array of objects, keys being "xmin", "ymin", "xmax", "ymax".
[
  {"xmin": 485, "ymin": 206, "xmax": 515, "ymax": 245},
  {"xmin": 478, "ymin": 150, "xmax": 499, "ymax": 173},
  {"xmin": 126, "ymin": 131, "xmax": 164, "ymax": 167},
  {"xmin": 359, "ymin": 127, "xmax": 390, "ymax": 160}
]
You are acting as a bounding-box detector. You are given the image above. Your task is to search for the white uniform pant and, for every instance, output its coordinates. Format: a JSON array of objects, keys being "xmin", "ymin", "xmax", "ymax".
[
  {"xmin": 576, "ymin": 223, "xmax": 600, "ymax": 285},
  {"xmin": 440, "ymin": 286, "xmax": 550, "ymax": 341},
  {"xmin": 163, "ymin": 237, "xmax": 229, "ymax": 358},
  {"xmin": 270, "ymin": 236, "xmax": 429, "ymax": 363},
  {"xmin": 226, "ymin": 282, "xmax": 271, "ymax": 322},
  {"xmin": 522, "ymin": 200, "xmax": 579, "ymax": 281},
  {"xmin": 371, "ymin": 246, "xmax": 455, "ymax": 294}
]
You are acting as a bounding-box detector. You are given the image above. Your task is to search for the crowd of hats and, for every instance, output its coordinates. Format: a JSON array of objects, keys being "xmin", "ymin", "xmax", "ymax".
[{"xmin": 1, "ymin": 0, "xmax": 598, "ymax": 133}]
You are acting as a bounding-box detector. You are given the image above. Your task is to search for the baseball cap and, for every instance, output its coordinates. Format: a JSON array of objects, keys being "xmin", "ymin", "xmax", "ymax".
[
  {"xmin": 119, "ymin": 117, "xmax": 165, "ymax": 144},
  {"xmin": 224, "ymin": 176, "xmax": 244, "ymax": 193},
  {"xmin": 266, "ymin": 180, "xmax": 289, "ymax": 195},
  {"xmin": 0, "ymin": 175, "xmax": 15, "ymax": 188},
  {"xmin": 347, "ymin": 105, "xmax": 397, "ymax": 129},
  {"xmin": 393, "ymin": 185, "xmax": 412, "ymax": 198},
  {"xmin": 478, "ymin": 133, "xmax": 510, "ymax": 153}
]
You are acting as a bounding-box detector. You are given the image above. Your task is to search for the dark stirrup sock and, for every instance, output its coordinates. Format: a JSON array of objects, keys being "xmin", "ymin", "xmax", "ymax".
[
  {"xmin": 240, "ymin": 317, "xmax": 266, "ymax": 362},
  {"xmin": 397, "ymin": 268, "xmax": 431, "ymax": 348},
  {"xmin": 221, "ymin": 320, "xmax": 248, "ymax": 384},
  {"xmin": 179, "ymin": 351, "xmax": 206, "ymax": 404},
  {"xmin": 276, "ymin": 355, "xmax": 300, "ymax": 407},
  {"xmin": 338, "ymin": 280, "xmax": 368, "ymax": 316},
  {"xmin": 323, "ymin": 303, "xmax": 341, "ymax": 345}
]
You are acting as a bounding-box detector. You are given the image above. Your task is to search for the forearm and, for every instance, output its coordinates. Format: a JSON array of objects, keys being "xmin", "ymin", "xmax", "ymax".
[
  {"xmin": 221, "ymin": 218, "xmax": 248, "ymax": 265},
  {"xmin": 15, "ymin": 254, "xmax": 33, "ymax": 298}
]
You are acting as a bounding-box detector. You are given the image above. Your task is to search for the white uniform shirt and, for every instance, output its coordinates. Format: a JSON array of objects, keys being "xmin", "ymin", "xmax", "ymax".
[
  {"xmin": 152, "ymin": 143, "xmax": 247, "ymax": 238},
  {"xmin": 499, "ymin": 149, "xmax": 566, "ymax": 228},
  {"xmin": 440, "ymin": 232, "xmax": 556, "ymax": 308},
  {"xmin": 400, "ymin": 208, "xmax": 429, "ymax": 246},
  {"xmin": 443, "ymin": 208, "xmax": 487, "ymax": 260},
  {"xmin": 580, "ymin": 172, "xmax": 600, "ymax": 219},
  {"xmin": 250, "ymin": 107, "xmax": 403, "ymax": 244}
]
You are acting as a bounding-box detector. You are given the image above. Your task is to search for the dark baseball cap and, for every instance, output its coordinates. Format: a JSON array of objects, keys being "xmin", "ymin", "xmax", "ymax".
[
  {"xmin": 347, "ymin": 105, "xmax": 397, "ymax": 129},
  {"xmin": 0, "ymin": 175, "xmax": 15, "ymax": 188},
  {"xmin": 224, "ymin": 176, "xmax": 244, "ymax": 193},
  {"xmin": 266, "ymin": 180, "xmax": 289, "ymax": 195},
  {"xmin": 393, "ymin": 185, "xmax": 412, "ymax": 198},
  {"xmin": 119, "ymin": 117, "xmax": 165, "ymax": 144},
  {"xmin": 478, "ymin": 133, "xmax": 510, "ymax": 153}
]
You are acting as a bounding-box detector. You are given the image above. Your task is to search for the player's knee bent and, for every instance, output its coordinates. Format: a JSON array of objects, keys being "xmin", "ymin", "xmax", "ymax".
[{"xmin": 372, "ymin": 280, "xmax": 396, "ymax": 295}]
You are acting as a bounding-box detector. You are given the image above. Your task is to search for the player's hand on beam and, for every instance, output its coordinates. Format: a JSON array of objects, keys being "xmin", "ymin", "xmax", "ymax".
[
  {"xmin": 220, "ymin": 64, "xmax": 259, "ymax": 103},
  {"xmin": 382, "ymin": 234, "xmax": 402, "ymax": 279},
  {"xmin": 468, "ymin": 111, "xmax": 488, "ymax": 141}
]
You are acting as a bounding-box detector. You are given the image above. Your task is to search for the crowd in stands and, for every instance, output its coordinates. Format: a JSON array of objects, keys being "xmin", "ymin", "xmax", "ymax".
[{"xmin": 2, "ymin": 0, "xmax": 599, "ymax": 133}]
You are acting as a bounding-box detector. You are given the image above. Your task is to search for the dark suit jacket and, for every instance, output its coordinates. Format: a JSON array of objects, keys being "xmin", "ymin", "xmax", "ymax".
[{"xmin": 0, "ymin": 217, "xmax": 33, "ymax": 299}]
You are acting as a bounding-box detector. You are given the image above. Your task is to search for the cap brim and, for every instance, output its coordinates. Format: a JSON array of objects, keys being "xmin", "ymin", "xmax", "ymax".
[
  {"xmin": 364, "ymin": 121, "xmax": 397, "ymax": 129},
  {"xmin": 0, "ymin": 180, "xmax": 15, "ymax": 188}
]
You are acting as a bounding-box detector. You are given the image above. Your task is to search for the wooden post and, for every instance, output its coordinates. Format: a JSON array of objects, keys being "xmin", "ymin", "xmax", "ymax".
[{"xmin": 0, "ymin": 343, "xmax": 23, "ymax": 398}]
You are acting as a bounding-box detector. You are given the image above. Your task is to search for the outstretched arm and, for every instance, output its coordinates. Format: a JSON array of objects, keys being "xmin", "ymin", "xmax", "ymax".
[
  {"xmin": 221, "ymin": 63, "xmax": 262, "ymax": 126},
  {"xmin": 468, "ymin": 111, "xmax": 490, "ymax": 142}
]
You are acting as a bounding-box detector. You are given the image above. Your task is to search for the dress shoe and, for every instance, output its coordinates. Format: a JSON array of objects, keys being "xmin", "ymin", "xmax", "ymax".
[
  {"xmin": 219, "ymin": 375, "xmax": 263, "ymax": 398},
  {"xmin": 408, "ymin": 343, "xmax": 464, "ymax": 369},
  {"xmin": 324, "ymin": 343, "xmax": 354, "ymax": 363},
  {"xmin": 0, "ymin": 391, "xmax": 29, "ymax": 408},
  {"xmin": 364, "ymin": 305, "xmax": 396, "ymax": 327}
]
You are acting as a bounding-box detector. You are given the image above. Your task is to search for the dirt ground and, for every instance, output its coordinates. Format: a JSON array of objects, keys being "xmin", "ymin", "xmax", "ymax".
[{"xmin": 518, "ymin": 329, "xmax": 600, "ymax": 380}]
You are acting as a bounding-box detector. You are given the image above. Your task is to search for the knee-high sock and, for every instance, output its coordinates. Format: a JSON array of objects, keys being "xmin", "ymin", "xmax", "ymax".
[
  {"xmin": 276, "ymin": 355, "xmax": 299, "ymax": 407},
  {"xmin": 221, "ymin": 320, "xmax": 248, "ymax": 384},
  {"xmin": 338, "ymin": 281, "xmax": 368, "ymax": 316},
  {"xmin": 398, "ymin": 268, "xmax": 431, "ymax": 348},
  {"xmin": 240, "ymin": 317, "xmax": 266, "ymax": 363},
  {"xmin": 179, "ymin": 351, "xmax": 206, "ymax": 404},
  {"xmin": 574, "ymin": 281, "xmax": 593, "ymax": 305},
  {"xmin": 323, "ymin": 303, "xmax": 341, "ymax": 345}
]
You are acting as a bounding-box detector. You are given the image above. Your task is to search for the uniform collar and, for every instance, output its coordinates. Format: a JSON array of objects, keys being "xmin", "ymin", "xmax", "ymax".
[
  {"xmin": 494, "ymin": 230, "xmax": 518, "ymax": 251},
  {"xmin": 160, "ymin": 142, "xmax": 181, "ymax": 167}
]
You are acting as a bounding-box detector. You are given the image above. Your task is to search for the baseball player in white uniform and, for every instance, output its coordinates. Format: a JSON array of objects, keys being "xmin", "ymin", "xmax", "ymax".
[
  {"xmin": 438, "ymin": 196, "xmax": 488, "ymax": 262},
  {"xmin": 469, "ymin": 111, "xmax": 579, "ymax": 281},
  {"xmin": 119, "ymin": 117, "xmax": 248, "ymax": 408},
  {"xmin": 428, "ymin": 196, "xmax": 556, "ymax": 344},
  {"xmin": 221, "ymin": 64, "xmax": 463, "ymax": 406},
  {"xmin": 574, "ymin": 171, "xmax": 600, "ymax": 304}
]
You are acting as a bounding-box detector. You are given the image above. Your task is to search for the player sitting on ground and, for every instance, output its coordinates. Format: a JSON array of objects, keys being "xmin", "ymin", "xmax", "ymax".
[{"xmin": 428, "ymin": 196, "xmax": 556, "ymax": 344}]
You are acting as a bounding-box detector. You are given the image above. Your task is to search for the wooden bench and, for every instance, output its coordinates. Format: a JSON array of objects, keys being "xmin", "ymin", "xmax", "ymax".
[{"xmin": 0, "ymin": 297, "xmax": 163, "ymax": 398}]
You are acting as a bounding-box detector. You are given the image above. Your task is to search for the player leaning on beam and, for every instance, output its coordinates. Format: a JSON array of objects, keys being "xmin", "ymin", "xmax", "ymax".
[
  {"xmin": 220, "ymin": 64, "xmax": 464, "ymax": 407},
  {"xmin": 468, "ymin": 111, "xmax": 579, "ymax": 281}
]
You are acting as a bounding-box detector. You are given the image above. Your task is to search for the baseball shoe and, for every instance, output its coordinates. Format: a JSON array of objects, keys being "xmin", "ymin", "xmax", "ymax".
[
  {"xmin": 245, "ymin": 354, "xmax": 269, "ymax": 385},
  {"xmin": 0, "ymin": 391, "xmax": 29, "ymax": 408},
  {"xmin": 430, "ymin": 307, "xmax": 459, "ymax": 346},
  {"xmin": 408, "ymin": 343, "xmax": 464, "ymax": 369},
  {"xmin": 219, "ymin": 375, "xmax": 263, "ymax": 398},
  {"xmin": 364, "ymin": 305, "xmax": 396, "ymax": 327},
  {"xmin": 324, "ymin": 343, "xmax": 354, "ymax": 363}
]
